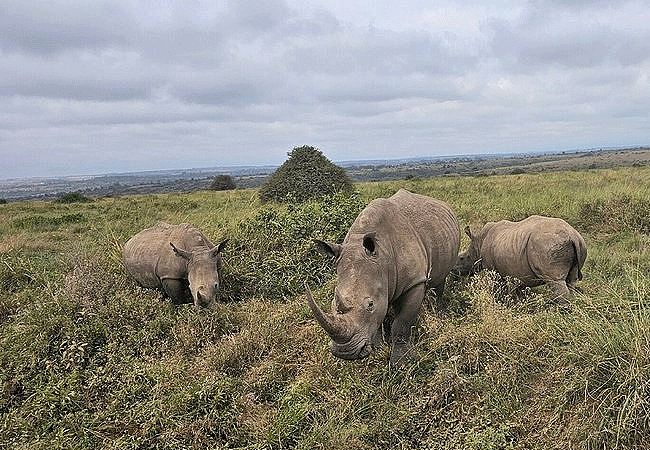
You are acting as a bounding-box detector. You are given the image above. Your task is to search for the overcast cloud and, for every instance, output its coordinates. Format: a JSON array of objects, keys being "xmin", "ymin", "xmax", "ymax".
[{"xmin": 1, "ymin": 0, "xmax": 649, "ymax": 179}]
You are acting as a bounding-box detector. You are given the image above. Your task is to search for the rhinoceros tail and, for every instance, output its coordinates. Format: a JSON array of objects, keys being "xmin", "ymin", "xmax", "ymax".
[{"xmin": 569, "ymin": 240, "xmax": 583, "ymax": 282}]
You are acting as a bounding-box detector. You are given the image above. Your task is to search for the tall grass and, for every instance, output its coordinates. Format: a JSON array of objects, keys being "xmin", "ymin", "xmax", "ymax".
[{"xmin": 1, "ymin": 166, "xmax": 649, "ymax": 449}]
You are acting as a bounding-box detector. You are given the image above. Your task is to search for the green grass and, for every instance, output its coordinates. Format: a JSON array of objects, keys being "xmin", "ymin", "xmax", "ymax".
[{"xmin": 1, "ymin": 166, "xmax": 650, "ymax": 449}]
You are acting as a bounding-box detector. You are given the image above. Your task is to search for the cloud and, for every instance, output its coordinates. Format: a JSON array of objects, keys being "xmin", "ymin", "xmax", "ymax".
[
  {"xmin": 1, "ymin": 0, "xmax": 649, "ymax": 178},
  {"xmin": 488, "ymin": 0, "xmax": 650, "ymax": 70},
  {"xmin": 0, "ymin": 1, "xmax": 140, "ymax": 55}
]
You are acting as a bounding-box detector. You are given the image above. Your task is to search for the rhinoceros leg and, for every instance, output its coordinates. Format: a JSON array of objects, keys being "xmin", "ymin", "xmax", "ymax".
[
  {"xmin": 390, "ymin": 284, "xmax": 426, "ymax": 366},
  {"xmin": 161, "ymin": 278, "xmax": 190, "ymax": 305},
  {"xmin": 529, "ymin": 246, "xmax": 574, "ymax": 303},
  {"xmin": 545, "ymin": 279, "xmax": 572, "ymax": 303},
  {"xmin": 422, "ymin": 283, "xmax": 448, "ymax": 313},
  {"xmin": 566, "ymin": 262, "xmax": 581, "ymax": 291},
  {"xmin": 432, "ymin": 283, "xmax": 448, "ymax": 311}
]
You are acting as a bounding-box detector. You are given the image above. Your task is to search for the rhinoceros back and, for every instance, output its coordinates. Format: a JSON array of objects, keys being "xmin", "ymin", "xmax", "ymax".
[
  {"xmin": 390, "ymin": 189, "xmax": 460, "ymax": 287},
  {"xmin": 353, "ymin": 189, "xmax": 460, "ymax": 296},
  {"xmin": 479, "ymin": 215, "xmax": 586, "ymax": 286},
  {"xmin": 123, "ymin": 222, "xmax": 214, "ymax": 288}
]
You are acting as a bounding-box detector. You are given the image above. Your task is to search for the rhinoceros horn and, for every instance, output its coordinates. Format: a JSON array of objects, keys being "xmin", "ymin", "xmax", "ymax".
[{"xmin": 305, "ymin": 284, "xmax": 351, "ymax": 344}]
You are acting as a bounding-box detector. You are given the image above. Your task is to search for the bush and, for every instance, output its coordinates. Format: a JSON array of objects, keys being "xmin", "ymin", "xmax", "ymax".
[
  {"xmin": 54, "ymin": 192, "xmax": 92, "ymax": 204},
  {"xmin": 210, "ymin": 175, "xmax": 236, "ymax": 191},
  {"xmin": 259, "ymin": 146, "xmax": 353, "ymax": 203},
  {"xmin": 12, "ymin": 213, "xmax": 87, "ymax": 232},
  {"xmin": 579, "ymin": 195, "xmax": 650, "ymax": 234},
  {"xmin": 222, "ymin": 191, "xmax": 365, "ymax": 301}
]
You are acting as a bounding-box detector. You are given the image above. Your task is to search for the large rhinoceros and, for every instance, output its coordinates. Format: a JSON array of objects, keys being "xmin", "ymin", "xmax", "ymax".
[
  {"xmin": 123, "ymin": 222, "xmax": 227, "ymax": 307},
  {"xmin": 306, "ymin": 189, "xmax": 460, "ymax": 366},
  {"xmin": 454, "ymin": 215, "xmax": 587, "ymax": 301}
]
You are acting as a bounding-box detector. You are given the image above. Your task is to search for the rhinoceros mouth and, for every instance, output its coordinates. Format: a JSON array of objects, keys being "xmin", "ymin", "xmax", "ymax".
[
  {"xmin": 449, "ymin": 268, "xmax": 463, "ymax": 279},
  {"xmin": 330, "ymin": 338, "xmax": 372, "ymax": 360}
]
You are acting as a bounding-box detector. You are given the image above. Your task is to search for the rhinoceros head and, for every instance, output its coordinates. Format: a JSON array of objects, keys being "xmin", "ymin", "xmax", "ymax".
[
  {"xmin": 170, "ymin": 240, "xmax": 228, "ymax": 308},
  {"xmin": 307, "ymin": 233, "xmax": 390, "ymax": 361},
  {"xmin": 453, "ymin": 226, "xmax": 482, "ymax": 276}
]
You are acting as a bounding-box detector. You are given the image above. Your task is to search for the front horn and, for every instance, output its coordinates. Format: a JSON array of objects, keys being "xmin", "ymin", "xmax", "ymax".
[{"xmin": 305, "ymin": 283, "xmax": 351, "ymax": 344}]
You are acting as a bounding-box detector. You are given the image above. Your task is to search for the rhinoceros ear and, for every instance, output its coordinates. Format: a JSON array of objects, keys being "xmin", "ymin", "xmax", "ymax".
[
  {"xmin": 210, "ymin": 239, "xmax": 228, "ymax": 258},
  {"xmin": 362, "ymin": 232, "xmax": 377, "ymax": 257},
  {"xmin": 313, "ymin": 239, "xmax": 341, "ymax": 259},
  {"xmin": 170, "ymin": 242, "xmax": 192, "ymax": 260}
]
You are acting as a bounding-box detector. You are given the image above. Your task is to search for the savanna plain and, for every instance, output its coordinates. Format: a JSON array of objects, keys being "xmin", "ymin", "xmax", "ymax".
[{"xmin": 2, "ymin": 167, "xmax": 650, "ymax": 449}]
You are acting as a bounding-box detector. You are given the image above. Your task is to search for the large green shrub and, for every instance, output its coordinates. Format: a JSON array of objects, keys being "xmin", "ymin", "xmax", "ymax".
[
  {"xmin": 222, "ymin": 191, "xmax": 365, "ymax": 301},
  {"xmin": 259, "ymin": 146, "xmax": 353, "ymax": 203}
]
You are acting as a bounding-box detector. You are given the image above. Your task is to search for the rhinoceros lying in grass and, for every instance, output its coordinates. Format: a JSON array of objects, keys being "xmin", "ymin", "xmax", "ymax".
[
  {"xmin": 454, "ymin": 215, "xmax": 587, "ymax": 301},
  {"xmin": 123, "ymin": 222, "xmax": 227, "ymax": 307},
  {"xmin": 306, "ymin": 189, "xmax": 460, "ymax": 366}
]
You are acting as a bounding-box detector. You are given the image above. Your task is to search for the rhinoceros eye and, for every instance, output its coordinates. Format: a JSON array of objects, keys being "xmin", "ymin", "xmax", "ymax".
[{"xmin": 365, "ymin": 298, "xmax": 375, "ymax": 313}]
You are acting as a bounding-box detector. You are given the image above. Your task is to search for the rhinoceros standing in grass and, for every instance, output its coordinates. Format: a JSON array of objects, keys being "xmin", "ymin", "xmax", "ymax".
[
  {"xmin": 306, "ymin": 189, "xmax": 460, "ymax": 366},
  {"xmin": 123, "ymin": 222, "xmax": 227, "ymax": 307},
  {"xmin": 454, "ymin": 215, "xmax": 587, "ymax": 301}
]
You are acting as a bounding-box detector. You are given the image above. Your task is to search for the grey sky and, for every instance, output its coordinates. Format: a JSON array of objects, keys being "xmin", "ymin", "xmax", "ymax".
[{"xmin": 1, "ymin": 0, "xmax": 649, "ymax": 179}]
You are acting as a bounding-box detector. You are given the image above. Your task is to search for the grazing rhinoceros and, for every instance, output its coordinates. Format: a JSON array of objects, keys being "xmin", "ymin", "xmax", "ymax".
[
  {"xmin": 306, "ymin": 189, "xmax": 460, "ymax": 366},
  {"xmin": 454, "ymin": 215, "xmax": 587, "ymax": 301},
  {"xmin": 123, "ymin": 222, "xmax": 227, "ymax": 307}
]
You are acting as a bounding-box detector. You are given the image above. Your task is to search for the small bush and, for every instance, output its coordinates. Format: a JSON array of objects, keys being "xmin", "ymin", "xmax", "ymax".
[
  {"xmin": 12, "ymin": 213, "xmax": 86, "ymax": 232},
  {"xmin": 259, "ymin": 146, "xmax": 353, "ymax": 203},
  {"xmin": 210, "ymin": 175, "xmax": 236, "ymax": 191},
  {"xmin": 0, "ymin": 249, "xmax": 67, "ymax": 324},
  {"xmin": 579, "ymin": 195, "xmax": 650, "ymax": 234},
  {"xmin": 54, "ymin": 192, "xmax": 92, "ymax": 204}
]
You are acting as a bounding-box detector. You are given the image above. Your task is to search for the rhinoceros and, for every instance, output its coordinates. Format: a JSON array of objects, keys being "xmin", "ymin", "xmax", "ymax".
[
  {"xmin": 123, "ymin": 222, "xmax": 227, "ymax": 307},
  {"xmin": 306, "ymin": 189, "xmax": 460, "ymax": 366},
  {"xmin": 454, "ymin": 215, "xmax": 587, "ymax": 301}
]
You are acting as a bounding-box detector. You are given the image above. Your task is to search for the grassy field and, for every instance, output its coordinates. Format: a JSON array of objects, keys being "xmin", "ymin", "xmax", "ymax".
[{"xmin": 1, "ymin": 167, "xmax": 650, "ymax": 449}]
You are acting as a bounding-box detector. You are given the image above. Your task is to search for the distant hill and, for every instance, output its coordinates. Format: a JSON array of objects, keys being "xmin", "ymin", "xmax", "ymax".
[
  {"xmin": 1, "ymin": 147, "xmax": 648, "ymax": 201},
  {"xmin": 0, "ymin": 165, "xmax": 276, "ymax": 201}
]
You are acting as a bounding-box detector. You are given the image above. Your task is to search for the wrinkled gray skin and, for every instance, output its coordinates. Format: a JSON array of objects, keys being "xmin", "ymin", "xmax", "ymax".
[
  {"xmin": 123, "ymin": 222, "xmax": 227, "ymax": 308},
  {"xmin": 454, "ymin": 215, "xmax": 587, "ymax": 301},
  {"xmin": 307, "ymin": 189, "xmax": 460, "ymax": 366}
]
